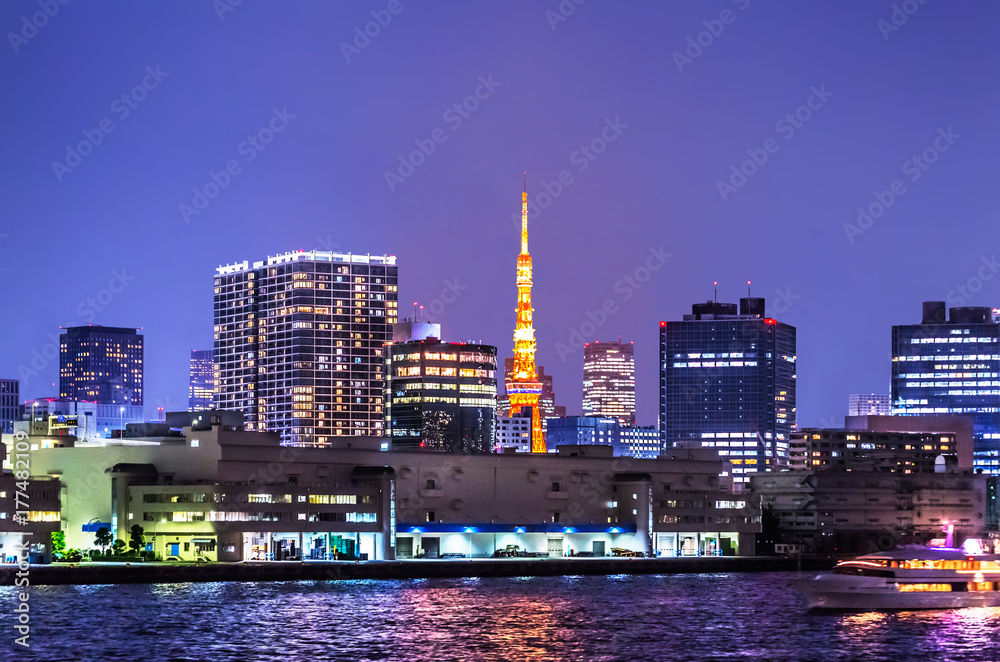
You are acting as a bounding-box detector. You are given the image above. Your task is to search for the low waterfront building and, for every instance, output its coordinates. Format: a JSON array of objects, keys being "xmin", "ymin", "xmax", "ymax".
[
  {"xmin": 750, "ymin": 470, "xmax": 989, "ymax": 555},
  {"xmin": 10, "ymin": 414, "xmax": 759, "ymax": 561},
  {"xmin": 0, "ymin": 439, "xmax": 61, "ymax": 563}
]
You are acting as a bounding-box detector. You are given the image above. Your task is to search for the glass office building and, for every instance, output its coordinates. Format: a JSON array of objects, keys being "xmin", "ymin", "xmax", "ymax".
[
  {"xmin": 659, "ymin": 297, "xmax": 796, "ymax": 482},
  {"xmin": 385, "ymin": 337, "xmax": 497, "ymax": 453},
  {"xmin": 188, "ymin": 349, "xmax": 216, "ymax": 412},
  {"xmin": 214, "ymin": 250, "xmax": 398, "ymax": 445},
  {"xmin": 59, "ymin": 325, "xmax": 144, "ymax": 406},
  {"xmin": 582, "ymin": 339, "xmax": 636, "ymax": 425},
  {"xmin": 891, "ymin": 302, "xmax": 1000, "ymax": 474}
]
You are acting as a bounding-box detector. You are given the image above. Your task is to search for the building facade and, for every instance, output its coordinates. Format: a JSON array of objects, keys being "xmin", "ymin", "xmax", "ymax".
[
  {"xmin": 891, "ymin": 302, "xmax": 1000, "ymax": 474},
  {"xmin": 849, "ymin": 393, "xmax": 891, "ymax": 417},
  {"xmin": 11, "ymin": 418, "xmax": 758, "ymax": 561},
  {"xmin": 214, "ymin": 250, "xmax": 398, "ymax": 445},
  {"xmin": 751, "ymin": 470, "xmax": 989, "ymax": 555},
  {"xmin": 385, "ymin": 338, "xmax": 497, "ymax": 453},
  {"xmin": 0, "ymin": 379, "xmax": 19, "ymax": 435},
  {"xmin": 188, "ymin": 349, "xmax": 215, "ymax": 412},
  {"xmin": 790, "ymin": 428, "xmax": 962, "ymax": 474},
  {"xmin": 547, "ymin": 416, "xmax": 662, "ymax": 460},
  {"xmin": 496, "ymin": 413, "xmax": 532, "ymax": 453},
  {"xmin": 59, "ymin": 325, "xmax": 144, "ymax": 407},
  {"xmin": 582, "ymin": 340, "xmax": 636, "ymax": 425},
  {"xmin": 21, "ymin": 398, "xmax": 143, "ymax": 441},
  {"xmin": 659, "ymin": 297, "xmax": 796, "ymax": 482}
]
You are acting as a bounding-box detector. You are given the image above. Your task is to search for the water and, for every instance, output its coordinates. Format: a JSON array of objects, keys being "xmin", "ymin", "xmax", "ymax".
[{"xmin": 2, "ymin": 572, "xmax": 999, "ymax": 661}]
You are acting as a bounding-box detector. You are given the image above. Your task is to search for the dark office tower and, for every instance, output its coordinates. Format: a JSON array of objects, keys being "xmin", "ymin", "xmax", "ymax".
[
  {"xmin": 0, "ymin": 379, "xmax": 19, "ymax": 434},
  {"xmin": 188, "ymin": 349, "xmax": 215, "ymax": 412},
  {"xmin": 59, "ymin": 325, "xmax": 144, "ymax": 406},
  {"xmin": 214, "ymin": 250, "xmax": 398, "ymax": 445},
  {"xmin": 582, "ymin": 339, "xmax": 636, "ymax": 425},
  {"xmin": 385, "ymin": 338, "xmax": 497, "ymax": 453},
  {"xmin": 659, "ymin": 297, "xmax": 796, "ymax": 483},
  {"xmin": 892, "ymin": 302, "xmax": 1000, "ymax": 474}
]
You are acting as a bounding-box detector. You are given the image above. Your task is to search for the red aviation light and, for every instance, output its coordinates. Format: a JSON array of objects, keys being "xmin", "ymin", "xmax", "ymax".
[
  {"xmin": 765, "ymin": 319, "xmax": 777, "ymax": 325},
  {"xmin": 659, "ymin": 322, "xmax": 666, "ymax": 327}
]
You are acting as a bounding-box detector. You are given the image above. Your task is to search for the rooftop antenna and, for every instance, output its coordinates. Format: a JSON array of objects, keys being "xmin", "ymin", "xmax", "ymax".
[
  {"xmin": 747, "ymin": 280, "xmax": 751, "ymax": 298},
  {"xmin": 413, "ymin": 301, "xmax": 418, "ymax": 321},
  {"xmin": 713, "ymin": 281, "xmax": 718, "ymax": 303}
]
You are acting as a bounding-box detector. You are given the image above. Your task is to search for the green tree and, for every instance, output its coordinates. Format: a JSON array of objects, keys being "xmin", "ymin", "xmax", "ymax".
[
  {"xmin": 94, "ymin": 526, "xmax": 113, "ymax": 554},
  {"xmin": 51, "ymin": 531, "xmax": 66, "ymax": 556},
  {"xmin": 128, "ymin": 524, "xmax": 145, "ymax": 555},
  {"xmin": 112, "ymin": 539, "xmax": 127, "ymax": 555}
]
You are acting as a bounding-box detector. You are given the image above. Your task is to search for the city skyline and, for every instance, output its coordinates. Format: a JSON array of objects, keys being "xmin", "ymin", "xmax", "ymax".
[{"xmin": 3, "ymin": 2, "xmax": 999, "ymax": 430}]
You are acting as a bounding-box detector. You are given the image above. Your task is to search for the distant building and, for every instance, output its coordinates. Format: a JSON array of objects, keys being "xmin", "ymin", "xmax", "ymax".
[
  {"xmin": 848, "ymin": 394, "xmax": 891, "ymax": 417},
  {"xmin": 496, "ymin": 412, "xmax": 532, "ymax": 453},
  {"xmin": 19, "ymin": 398, "xmax": 142, "ymax": 441},
  {"xmin": 790, "ymin": 428, "xmax": 962, "ymax": 474},
  {"xmin": 214, "ymin": 250, "xmax": 398, "ymax": 445},
  {"xmin": 546, "ymin": 416, "xmax": 662, "ymax": 460},
  {"xmin": 845, "ymin": 414, "xmax": 975, "ymax": 469},
  {"xmin": 384, "ymin": 337, "xmax": 497, "ymax": 453},
  {"xmin": 659, "ymin": 297, "xmax": 796, "ymax": 482},
  {"xmin": 498, "ymin": 359, "xmax": 566, "ymax": 428},
  {"xmin": 188, "ymin": 349, "xmax": 215, "ymax": 412},
  {"xmin": 548, "ymin": 416, "xmax": 622, "ymax": 454},
  {"xmin": 891, "ymin": 302, "xmax": 1000, "ymax": 474},
  {"xmin": 0, "ymin": 379, "xmax": 18, "ymax": 434},
  {"xmin": 582, "ymin": 340, "xmax": 636, "ymax": 425},
  {"xmin": 392, "ymin": 320, "xmax": 441, "ymax": 343},
  {"xmin": 59, "ymin": 325, "xmax": 143, "ymax": 407}
]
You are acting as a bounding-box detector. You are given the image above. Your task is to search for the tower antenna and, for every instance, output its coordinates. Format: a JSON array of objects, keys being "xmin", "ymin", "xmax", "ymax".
[
  {"xmin": 713, "ymin": 281, "xmax": 718, "ymax": 303},
  {"xmin": 747, "ymin": 280, "xmax": 751, "ymax": 297}
]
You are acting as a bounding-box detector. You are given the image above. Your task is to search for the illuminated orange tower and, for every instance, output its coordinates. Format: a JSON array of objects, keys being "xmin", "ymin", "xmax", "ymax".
[{"xmin": 506, "ymin": 177, "xmax": 546, "ymax": 452}]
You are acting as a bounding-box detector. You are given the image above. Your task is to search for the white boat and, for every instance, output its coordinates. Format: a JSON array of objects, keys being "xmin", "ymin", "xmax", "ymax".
[{"xmin": 797, "ymin": 541, "xmax": 1000, "ymax": 610}]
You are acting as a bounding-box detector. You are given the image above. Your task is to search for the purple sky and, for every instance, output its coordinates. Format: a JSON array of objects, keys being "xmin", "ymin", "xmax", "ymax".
[{"xmin": 2, "ymin": 1, "xmax": 998, "ymax": 427}]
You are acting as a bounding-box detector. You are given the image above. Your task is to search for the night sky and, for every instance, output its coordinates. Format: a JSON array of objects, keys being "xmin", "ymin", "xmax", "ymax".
[{"xmin": 2, "ymin": 1, "xmax": 997, "ymax": 427}]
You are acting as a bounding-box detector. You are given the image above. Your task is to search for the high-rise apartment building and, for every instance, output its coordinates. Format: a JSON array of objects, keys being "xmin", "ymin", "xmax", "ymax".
[
  {"xmin": 892, "ymin": 302, "xmax": 1000, "ymax": 474},
  {"xmin": 582, "ymin": 339, "xmax": 636, "ymax": 425},
  {"xmin": 848, "ymin": 393, "xmax": 891, "ymax": 417},
  {"xmin": 214, "ymin": 250, "xmax": 398, "ymax": 445},
  {"xmin": 0, "ymin": 379, "xmax": 19, "ymax": 434},
  {"xmin": 659, "ymin": 297, "xmax": 796, "ymax": 482},
  {"xmin": 59, "ymin": 325, "xmax": 143, "ymax": 406},
  {"xmin": 385, "ymin": 337, "xmax": 497, "ymax": 453},
  {"xmin": 188, "ymin": 349, "xmax": 215, "ymax": 412}
]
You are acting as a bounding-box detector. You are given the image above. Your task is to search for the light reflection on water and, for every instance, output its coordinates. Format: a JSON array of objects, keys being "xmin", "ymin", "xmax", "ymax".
[{"xmin": 1, "ymin": 572, "xmax": 999, "ymax": 661}]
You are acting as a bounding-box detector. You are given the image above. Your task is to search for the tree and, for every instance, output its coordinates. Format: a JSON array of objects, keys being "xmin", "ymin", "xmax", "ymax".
[
  {"xmin": 51, "ymin": 531, "xmax": 66, "ymax": 556},
  {"xmin": 112, "ymin": 539, "xmax": 127, "ymax": 556},
  {"xmin": 128, "ymin": 524, "xmax": 145, "ymax": 555},
  {"xmin": 94, "ymin": 527, "xmax": 113, "ymax": 554}
]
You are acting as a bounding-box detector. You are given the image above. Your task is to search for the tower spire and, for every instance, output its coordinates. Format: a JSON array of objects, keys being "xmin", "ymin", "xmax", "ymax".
[{"xmin": 508, "ymin": 175, "xmax": 545, "ymax": 452}]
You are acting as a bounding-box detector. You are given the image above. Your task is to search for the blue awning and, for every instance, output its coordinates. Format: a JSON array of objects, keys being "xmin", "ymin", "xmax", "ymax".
[{"xmin": 398, "ymin": 523, "xmax": 636, "ymax": 534}]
